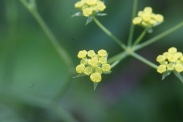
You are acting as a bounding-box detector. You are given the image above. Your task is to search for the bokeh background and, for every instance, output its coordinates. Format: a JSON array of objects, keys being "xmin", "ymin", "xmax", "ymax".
[{"xmin": 0, "ymin": 0, "xmax": 183, "ymax": 122}]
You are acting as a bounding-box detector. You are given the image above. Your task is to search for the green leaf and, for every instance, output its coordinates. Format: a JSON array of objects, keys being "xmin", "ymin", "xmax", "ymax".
[
  {"xmin": 85, "ymin": 16, "xmax": 93, "ymax": 25},
  {"xmin": 72, "ymin": 12, "xmax": 82, "ymax": 17},
  {"xmin": 73, "ymin": 74, "xmax": 86, "ymax": 78},
  {"xmin": 96, "ymin": 13, "xmax": 107, "ymax": 16},
  {"xmin": 93, "ymin": 82, "xmax": 98, "ymax": 91},
  {"xmin": 162, "ymin": 71, "xmax": 171, "ymax": 80}
]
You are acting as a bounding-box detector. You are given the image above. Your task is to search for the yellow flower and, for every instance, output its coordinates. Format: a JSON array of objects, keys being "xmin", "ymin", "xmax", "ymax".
[
  {"xmin": 99, "ymin": 57, "xmax": 107, "ymax": 64},
  {"xmin": 90, "ymin": 72, "xmax": 102, "ymax": 82},
  {"xmin": 175, "ymin": 63, "xmax": 183, "ymax": 72},
  {"xmin": 156, "ymin": 47, "xmax": 183, "ymax": 74},
  {"xmin": 156, "ymin": 55, "xmax": 165, "ymax": 63},
  {"xmin": 132, "ymin": 6, "xmax": 164, "ymax": 28},
  {"xmin": 154, "ymin": 14, "xmax": 164, "ymax": 23},
  {"xmin": 102, "ymin": 64, "xmax": 111, "ymax": 72},
  {"xmin": 143, "ymin": 7, "xmax": 152, "ymax": 13},
  {"xmin": 97, "ymin": 1, "xmax": 106, "ymax": 11},
  {"xmin": 83, "ymin": 7, "xmax": 93, "ymax": 17},
  {"xmin": 168, "ymin": 47, "xmax": 177, "ymax": 53},
  {"xmin": 78, "ymin": 50, "xmax": 87, "ymax": 58},
  {"xmin": 74, "ymin": 0, "xmax": 106, "ymax": 18},
  {"xmin": 98, "ymin": 49, "xmax": 107, "ymax": 57},
  {"xmin": 76, "ymin": 49, "xmax": 111, "ymax": 84},
  {"xmin": 88, "ymin": 50, "xmax": 96, "ymax": 57},
  {"xmin": 157, "ymin": 65, "xmax": 166, "ymax": 74},
  {"xmin": 75, "ymin": 1, "xmax": 85, "ymax": 8},
  {"xmin": 76, "ymin": 64, "xmax": 85, "ymax": 73},
  {"xmin": 86, "ymin": 0, "xmax": 98, "ymax": 6},
  {"xmin": 167, "ymin": 63, "xmax": 174, "ymax": 71},
  {"xmin": 132, "ymin": 17, "xmax": 142, "ymax": 25},
  {"xmin": 84, "ymin": 66, "xmax": 93, "ymax": 75}
]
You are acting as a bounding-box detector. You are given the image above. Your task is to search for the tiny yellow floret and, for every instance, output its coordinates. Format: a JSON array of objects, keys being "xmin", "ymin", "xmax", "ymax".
[
  {"xmin": 88, "ymin": 50, "xmax": 96, "ymax": 57},
  {"xmin": 168, "ymin": 47, "xmax": 177, "ymax": 53},
  {"xmin": 102, "ymin": 64, "xmax": 111, "ymax": 72},
  {"xmin": 90, "ymin": 72, "xmax": 102, "ymax": 82},
  {"xmin": 157, "ymin": 65, "xmax": 166, "ymax": 74},
  {"xmin": 84, "ymin": 67, "xmax": 93, "ymax": 75},
  {"xmin": 175, "ymin": 63, "xmax": 183, "ymax": 72},
  {"xmin": 97, "ymin": 1, "xmax": 106, "ymax": 11},
  {"xmin": 83, "ymin": 7, "xmax": 93, "ymax": 17},
  {"xmin": 98, "ymin": 49, "xmax": 107, "ymax": 57},
  {"xmin": 78, "ymin": 50, "xmax": 87, "ymax": 58},
  {"xmin": 76, "ymin": 64, "xmax": 85, "ymax": 73}
]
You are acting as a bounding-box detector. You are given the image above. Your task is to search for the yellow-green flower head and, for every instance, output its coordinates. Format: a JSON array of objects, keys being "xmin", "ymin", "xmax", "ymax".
[
  {"xmin": 133, "ymin": 6, "xmax": 164, "ymax": 28},
  {"xmin": 90, "ymin": 72, "xmax": 102, "ymax": 82},
  {"xmin": 74, "ymin": 0, "xmax": 106, "ymax": 17},
  {"xmin": 156, "ymin": 47, "xmax": 183, "ymax": 74},
  {"xmin": 76, "ymin": 49, "xmax": 111, "ymax": 83}
]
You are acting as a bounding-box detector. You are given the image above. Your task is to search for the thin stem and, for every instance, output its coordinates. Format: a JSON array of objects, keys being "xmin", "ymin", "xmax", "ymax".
[
  {"xmin": 109, "ymin": 51, "xmax": 128, "ymax": 68},
  {"xmin": 133, "ymin": 28, "xmax": 147, "ymax": 46},
  {"xmin": 93, "ymin": 17, "xmax": 126, "ymax": 50},
  {"xmin": 131, "ymin": 52, "xmax": 158, "ymax": 69},
  {"xmin": 134, "ymin": 21, "xmax": 183, "ymax": 51},
  {"xmin": 20, "ymin": 0, "xmax": 74, "ymax": 73},
  {"xmin": 127, "ymin": 0, "xmax": 138, "ymax": 46},
  {"xmin": 173, "ymin": 71, "xmax": 183, "ymax": 84}
]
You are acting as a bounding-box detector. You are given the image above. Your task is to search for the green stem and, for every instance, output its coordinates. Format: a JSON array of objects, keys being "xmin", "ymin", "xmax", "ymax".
[
  {"xmin": 173, "ymin": 71, "xmax": 183, "ymax": 84},
  {"xmin": 131, "ymin": 52, "xmax": 158, "ymax": 69},
  {"xmin": 134, "ymin": 21, "xmax": 183, "ymax": 51},
  {"xmin": 109, "ymin": 51, "xmax": 128, "ymax": 68},
  {"xmin": 133, "ymin": 28, "xmax": 147, "ymax": 46},
  {"xmin": 20, "ymin": 0, "xmax": 74, "ymax": 73},
  {"xmin": 93, "ymin": 17, "xmax": 126, "ymax": 50},
  {"xmin": 127, "ymin": 0, "xmax": 138, "ymax": 46}
]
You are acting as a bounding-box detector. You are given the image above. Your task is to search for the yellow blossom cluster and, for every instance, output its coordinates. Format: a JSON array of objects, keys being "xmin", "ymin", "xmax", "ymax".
[
  {"xmin": 76, "ymin": 49, "xmax": 111, "ymax": 82},
  {"xmin": 74, "ymin": 0, "xmax": 106, "ymax": 17},
  {"xmin": 133, "ymin": 7, "xmax": 164, "ymax": 28},
  {"xmin": 156, "ymin": 47, "xmax": 183, "ymax": 74}
]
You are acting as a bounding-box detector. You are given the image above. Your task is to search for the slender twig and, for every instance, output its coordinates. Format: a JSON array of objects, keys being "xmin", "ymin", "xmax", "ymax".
[
  {"xmin": 173, "ymin": 71, "xmax": 183, "ymax": 84},
  {"xmin": 20, "ymin": 0, "xmax": 74, "ymax": 73},
  {"xmin": 93, "ymin": 17, "xmax": 126, "ymax": 50},
  {"xmin": 134, "ymin": 21, "xmax": 183, "ymax": 51},
  {"xmin": 127, "ymin": 0, "xmax": 138, "ymax": 46},
  {"xmin": 109, "ymin": 51, "xmax": 128, "ymax": 68},
  {"xmin": 131, "ymin": 52, "xmax": 158, "ymax": 69},
  {"xmin": 133, "ymin": 28, "xmax": 147, "ymax": 46}
]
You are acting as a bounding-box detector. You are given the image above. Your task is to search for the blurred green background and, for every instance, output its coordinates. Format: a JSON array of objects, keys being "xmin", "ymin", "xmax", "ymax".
[{"xmin": 0, "ymin": 0, "xmax": 183, "ymax": 122}]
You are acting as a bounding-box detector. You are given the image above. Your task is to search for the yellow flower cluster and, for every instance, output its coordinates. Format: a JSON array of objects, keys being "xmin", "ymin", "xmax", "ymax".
[
  {"xmin": 133, "ymin": 7, "xmax": 164, "ymax": 28},
  {"xmin": 156, "ymin": 47, "xmax": 183, "ymax": 74},
  {"xmin": 74, "ymin": 0, "xmax": 106, "ymax": 17},
  {"xmin": 76, "ymin": 49, "xmax": 111, "ymax": 82}
]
